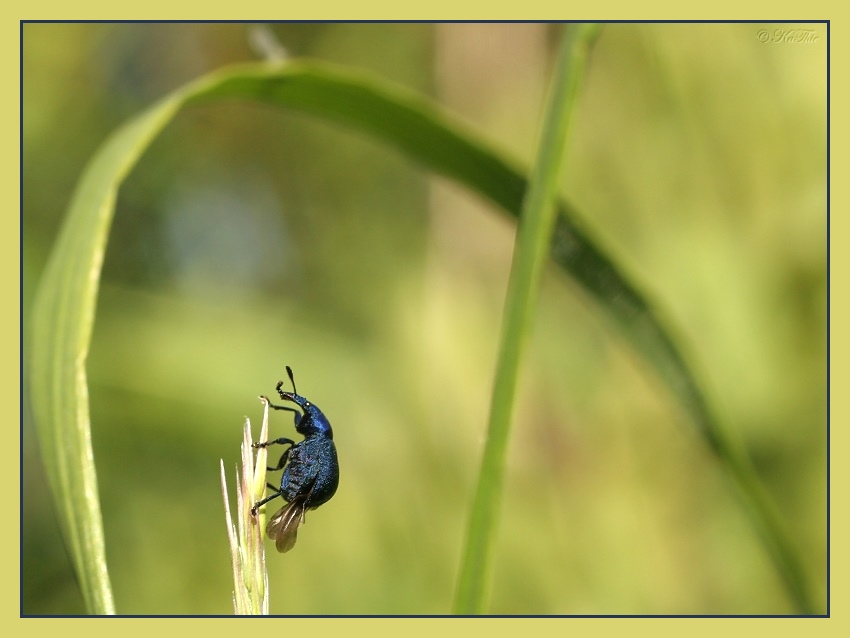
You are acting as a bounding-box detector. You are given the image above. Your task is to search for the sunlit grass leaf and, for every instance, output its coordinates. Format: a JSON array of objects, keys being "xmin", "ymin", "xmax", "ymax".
[{"xmin": 28, "ymin": 58, "xmax": 814, "ymax": 614}]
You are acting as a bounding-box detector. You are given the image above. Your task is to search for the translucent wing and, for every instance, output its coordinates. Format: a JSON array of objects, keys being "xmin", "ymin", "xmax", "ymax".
[{"xmin": 266, "ymin": 497, "xmax": 307, "ymax": 553}]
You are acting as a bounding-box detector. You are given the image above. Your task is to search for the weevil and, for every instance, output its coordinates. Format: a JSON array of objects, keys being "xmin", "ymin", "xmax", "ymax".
[{"xmin": 251, "ymin": 366, "xmax": 339, "ymax": 552}]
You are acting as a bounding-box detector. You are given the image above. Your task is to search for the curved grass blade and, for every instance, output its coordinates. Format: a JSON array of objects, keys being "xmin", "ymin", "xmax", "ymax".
[
  {"xmin": 29, "ymin": 93, "xmax": 198, "ymax": 615},
  {"xmin": 29, "ymin": 57, "xmax": 814, "ymax": 614}
]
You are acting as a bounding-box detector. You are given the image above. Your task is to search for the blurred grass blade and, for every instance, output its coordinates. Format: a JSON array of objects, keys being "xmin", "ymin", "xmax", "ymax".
[
  {"xmin": 453, "ymin": 23, "xmax": 600, "ymax": 614},
  {"xmin": 29, "ymin": 92, "xmax": 196, "ymax": 615},
  {"xmin": 29, "ymin": 57, "xmax": 813, "ymax": 614}
]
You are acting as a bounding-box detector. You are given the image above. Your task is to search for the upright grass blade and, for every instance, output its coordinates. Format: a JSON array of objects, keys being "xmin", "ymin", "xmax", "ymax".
[
  {"xmin": 452, "ymin": 24, "xmax": 601, "ymax": 615},
  {"xmin": 220, "ymin": 398, "xmax": 271, "ymax": 615},
  {"xmin": 29, "ymin": 55, "xmax": 814, "ymax": 614}
]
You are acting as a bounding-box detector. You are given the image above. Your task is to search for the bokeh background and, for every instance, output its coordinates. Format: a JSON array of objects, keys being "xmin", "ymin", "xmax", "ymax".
[{"xmin": 23, "ymin": 22, "xmax": 827, "ymax": 615}]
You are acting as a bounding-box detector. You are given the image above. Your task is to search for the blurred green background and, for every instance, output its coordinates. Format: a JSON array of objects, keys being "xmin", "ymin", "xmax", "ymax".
[{"xmin": 23, "ymin": 22, "xmax": 826, "ymax": 615}]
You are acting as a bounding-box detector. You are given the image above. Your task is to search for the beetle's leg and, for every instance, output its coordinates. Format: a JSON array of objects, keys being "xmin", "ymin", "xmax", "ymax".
[
  {"xmin": 252, "ymin": 437, "xmax": 295, "ymax": 449},
  {"xmin": 266, "ymin": 448, "xmax": 292, "ymax": 472},
  {"xmin": 274, "ymin": 403, "xmax": 302, "ymax": 428},
  {"xmin": 252, "ymin": 438, "xmax": 295, "ymax": 471},
  {"xmin": 268, "ymin": 403, "xmax": 300, "ymax": 415},
  {"xmin": 251, "ymin": 489, "xmax": 284, "ymax": 516},
  {"xmin": 260, "ymin": 394, "xmax": 301, "ymax": 415},
  {"xmin": 261, "ymin": 393, "xmax": 303, "ymax": 428}
]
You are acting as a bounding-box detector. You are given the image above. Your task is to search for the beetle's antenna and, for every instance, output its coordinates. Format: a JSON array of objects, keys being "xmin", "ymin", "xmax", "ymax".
[{"xmin": 285, "ymin": 365, "xmax": 297, "ymax": 394}]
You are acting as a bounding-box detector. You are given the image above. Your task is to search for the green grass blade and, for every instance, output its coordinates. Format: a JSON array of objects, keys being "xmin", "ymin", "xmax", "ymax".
[
  {"xmin": 29, "ymin": 92, "xmax": 195, "ymax": 615},
  {"xmin": 452, "ymin": 24, "xmax": 601, "ymax": 614},
  {"xmin": 29, "ymin": 56, "xmax": 813, "ymax": 614}
]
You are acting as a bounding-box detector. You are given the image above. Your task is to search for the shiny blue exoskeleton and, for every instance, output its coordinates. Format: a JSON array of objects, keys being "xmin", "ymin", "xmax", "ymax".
[{"xmin": 250, "ymin": 366, "xmax": 339, "ymax": 552}]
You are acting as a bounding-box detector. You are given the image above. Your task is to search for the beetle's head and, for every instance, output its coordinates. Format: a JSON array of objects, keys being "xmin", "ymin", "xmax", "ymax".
[{"xmin": 278, "ymin": 389, "xmax": 334, "ymax": 439}]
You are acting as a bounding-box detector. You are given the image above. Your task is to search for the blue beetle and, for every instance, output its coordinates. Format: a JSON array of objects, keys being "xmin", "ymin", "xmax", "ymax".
[{"xmin": 251, "ymin": 366, "xmax": 339, "ymax": 553}]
